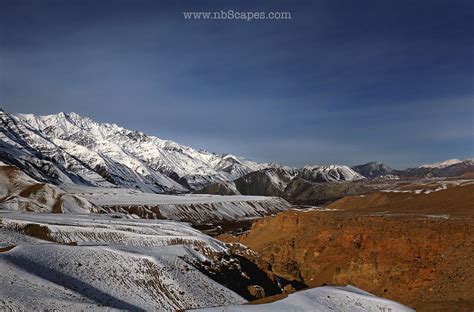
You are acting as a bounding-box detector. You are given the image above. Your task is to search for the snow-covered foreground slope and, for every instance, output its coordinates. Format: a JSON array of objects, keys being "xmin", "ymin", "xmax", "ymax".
[
  {"xmin": 0, "ymin": 212, "xmax": 414, "ymax": 311},
  {"xmin": 0, "ymin": 110, "xmax": 269, "ymax": 193},
  {"xmin": 193, "ymin": 285, "xmax": 414, "ymax": 312},
  {"xmin": 0, "ymin": 212, "xmax": 247, "ymax": 311}
]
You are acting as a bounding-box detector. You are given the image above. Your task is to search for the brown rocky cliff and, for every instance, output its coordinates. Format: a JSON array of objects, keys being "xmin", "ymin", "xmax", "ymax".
[{"xmin": 221, "ymin": 209, "xmax": 474, "ymax": 311}]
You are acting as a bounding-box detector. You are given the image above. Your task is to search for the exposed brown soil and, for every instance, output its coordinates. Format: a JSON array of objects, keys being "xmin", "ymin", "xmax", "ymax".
[
  {"xmin": 0, "ymin": 165, "xmax": 21, "ymax": 180},
  {"xmin": 18, "ymin": 183, "xmax": 46, "ymax": 198},
  {"xmin": 0, "ymin": 245, "xmax": 16, "ymax": 252},
  {"xmin": 219, "ymin": 184, "xmax": 474, "ymax": 311},
  {"xmin": 246, "ymin": 292, "xmax": 288, "ymax": 305},
  {"xmin": 52, "ymin": 199, "xmax": 63, "ymax": 213},
  {"xmin": 461, "ymin": 172, "xmax": 474, "ymax": 179},
  {"xmin": 21, "ymin": 223, "xmax": 56, "ymax": 242},
  {"xmin": 328, "ymin": 183, "xmax": 474, "ymax": 216}
]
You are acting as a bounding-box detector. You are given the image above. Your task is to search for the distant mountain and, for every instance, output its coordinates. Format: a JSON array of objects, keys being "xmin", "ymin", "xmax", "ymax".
[
  {"xmin": 399, "ymin": 158, "xmax": 474, "ymax": 179},
  {"xmin": 283, "ymin": 177, "xmax": 374, "ymax": 206},
  {"xmin": 351, "ymin": 159, "xmax": 474, "ymax": 180},
  {"xmin": 299, "ymin": 165, "xmax": 365, "ymax": 182},
  {"xmin": 2, "ymin": 110, "xmax": 471, "ymax": 195},
  {"xmin": 0, "ymin": 110, "xmax": 269, "ymax": 193},
  {"xmin": 431, "ymin": 158, "xmax": 473, "ymax": 177},
  {"xmin": 199, "ymin": 157, "xmax": 474, "ymax": 204},
  {"xmin": 198, "ymin": 165, "xmax": 370, "ymax": 204},
  {"xmin": 234, "ymin": 167, "xmax": 296, "ymax": 197},
  {"xmin": 351, "ymin": 162, "xmax": 394, "ymax": 179},
  {"xmin": 419, "ymin": 159, "xmax": 462, "ymax": 169},
  {"xmin": 232, "ymin": 165, "xmax": 364, "ymax": 196}
]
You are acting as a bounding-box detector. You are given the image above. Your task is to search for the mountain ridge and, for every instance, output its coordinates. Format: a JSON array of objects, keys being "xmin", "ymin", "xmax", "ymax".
[
  {"xmin": 0, "ymin": 110, "xmax": 270, "ymax": 193},
  {"xmin": 1, "ymin": 110, "xmax": 472, "ymax": 195}
]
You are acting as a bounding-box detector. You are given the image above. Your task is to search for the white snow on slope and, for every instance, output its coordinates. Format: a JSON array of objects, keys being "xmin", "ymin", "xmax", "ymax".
[
  {"xmin": 419, "ymin": 159, "xmax": 462, "ymax": 168},
  {"xmin": 63, "ymin": 184, "xmax": 291, "ymax": 223},
  {"xmin": 0, "ymin": 165, "xmax": 100, "ymax": 213},
  {"xmin": 0, "ymin": 212, "xmax": 245, "ymax": 311},
  {"xmin": 193, "ymin": 285, "xmax": 414, "ymax": 312},
  {"xmin": 0, "ymin": 110, "xmax": 269, "ymax": 192},
  {"xmin": 0, "ymin": 164, "xmax": 291, "ymax": 223},
  {"xmin": 300, "ymin": 165, "xmax": 365, "ymax": 182}
]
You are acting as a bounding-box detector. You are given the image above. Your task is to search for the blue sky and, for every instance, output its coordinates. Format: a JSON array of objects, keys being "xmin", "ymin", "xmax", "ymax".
[{"xmin": 1, "ymin": 0, "xmax": 473, "ymax": 168}]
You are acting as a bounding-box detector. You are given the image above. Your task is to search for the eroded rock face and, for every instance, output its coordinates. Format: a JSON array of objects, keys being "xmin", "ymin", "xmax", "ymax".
[{"xmin": 220, "ymin": 186, "xmax": 474, "ymax": 311}]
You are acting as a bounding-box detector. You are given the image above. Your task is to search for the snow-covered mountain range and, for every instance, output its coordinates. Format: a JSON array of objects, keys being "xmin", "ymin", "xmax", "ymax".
[
  {"xmin": 2, "ymin": 110, "xmax": 471, "ymax": 197},
  {"xmin": 0, "ymin": 110, "xmax": 365, "ymax": 193},
  {"xmin": 0, "ymin": 110, "xmax": 272, "ymax": 193}
]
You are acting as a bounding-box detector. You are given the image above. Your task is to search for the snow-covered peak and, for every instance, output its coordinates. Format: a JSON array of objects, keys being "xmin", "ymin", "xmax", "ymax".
[{"xmin": 420, "ymin": 159, "xmax": 462, "ymax": 169}]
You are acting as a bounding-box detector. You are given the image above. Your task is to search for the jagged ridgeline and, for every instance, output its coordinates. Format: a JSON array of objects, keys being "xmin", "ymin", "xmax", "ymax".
[
  {"xmin": 0, "ymin": 110, "xmax": 271, "ymax": 193},
  {"xmin": 0, "ymin": 110, "xmax": 367, "ymax": 194}
]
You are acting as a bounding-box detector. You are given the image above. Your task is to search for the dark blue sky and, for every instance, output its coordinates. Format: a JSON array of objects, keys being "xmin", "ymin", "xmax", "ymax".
[{"xmin": 1, "ymin": 0, "xmax": 473, "ymax": 168}]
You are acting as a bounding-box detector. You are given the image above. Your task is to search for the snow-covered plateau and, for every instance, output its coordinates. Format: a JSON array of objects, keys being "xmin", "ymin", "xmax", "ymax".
[{"xmin": 69, "ymin": 184, "xmax": 291, "ymax": 223}]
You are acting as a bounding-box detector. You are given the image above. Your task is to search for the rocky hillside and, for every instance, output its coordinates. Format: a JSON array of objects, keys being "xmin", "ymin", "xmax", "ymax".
[
  {"xmin": 400, "ymin": 158, "xmax": 474, "ymax": 178},
  {"xmin": 282, "ymin": 178, "xmax": 374, "ymax": 206},
  {"xmin": 233, "ymin": 168, "xmax": 295, "ymax": 197},
  {"xmin": 220, "ymin": 183, "xmax": 474, "ymax": 311},
  {"xmin": 199, "ymin": 167, "xmax": 373, "ymax": 205},
  {"xmin": 0, "ymin": 165, "xmax": 100, "ymax": 213},
  {"xmin": 351, "ymin": 162, "xmax": 395, "ymax": 179}
]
